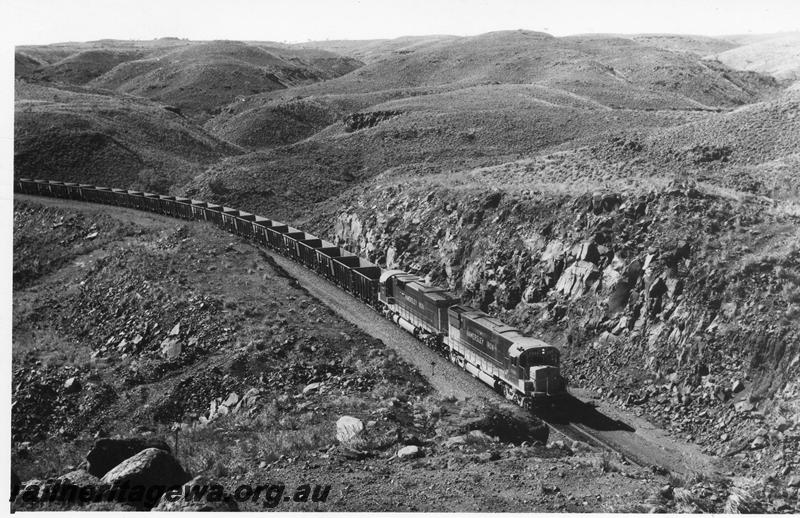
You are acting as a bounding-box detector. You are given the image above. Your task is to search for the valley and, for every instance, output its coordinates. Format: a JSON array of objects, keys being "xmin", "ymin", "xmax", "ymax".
[{"xmin": 12, "ymin": 29, "xmax": 800, "ymax": 512}]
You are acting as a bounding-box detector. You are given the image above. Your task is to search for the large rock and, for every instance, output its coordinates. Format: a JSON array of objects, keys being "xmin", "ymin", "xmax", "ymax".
[
  {"xmin": 58, "ymin": 469, "xmax": 101, "ymax": 487},
  {"xmin": 64, "ymin": 377, "xmax": 82, "ymax": 394},
  {"xmin": 100, "ymin": 448, "xmax": 190, "ymax": 507},
  {"xmin": 152, "ymin": 475, "xmax": 239, "ymax": 511},
  {"xmin": 87, "ymin": 437, "xmax": 171, "ymax": 478},
  {"xmin": 336, "ymin": 416, "xmax": 364, "ymax": 444},
  {"xmin": 397, "ymin": 445, "xmax": 420, "ymax": 459},
  {"xmin": 160, "ymin": 338, "xmax": 181, "ymax": 360},
  {"xmin": 555, "ymin": 260, "xmax": 599, "ymax": 299}
]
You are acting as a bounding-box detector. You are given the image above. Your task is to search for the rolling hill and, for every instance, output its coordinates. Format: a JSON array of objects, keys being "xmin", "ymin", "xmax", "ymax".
[
  {"xmin": 87, "ymin": 41, "xmax": 362, "ymax": 120},
  {"xmin": 16, "ymin": 39, "xmax": 363, "ymax": 122},
  {"xmin": 710, "ymin": 32, "xmax": 800, "ymax": 81},
  {"xmin": 205, "ymin": 30, "xmax": 778, "ymax": 152},
  {"xmin": 14, "ymin": 80, "xmax": 241, "ymax": 191}
]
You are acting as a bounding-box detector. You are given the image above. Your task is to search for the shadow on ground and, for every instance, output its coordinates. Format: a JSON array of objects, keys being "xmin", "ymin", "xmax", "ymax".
[{"xmin": 537, "ymin": 394, "xmax": 636, "ymax": 433}]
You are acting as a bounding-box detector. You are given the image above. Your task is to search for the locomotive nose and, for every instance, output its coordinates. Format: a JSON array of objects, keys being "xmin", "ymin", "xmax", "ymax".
[{"xmin": 530, "ymin": 365, "xmax": 561, "ymax": 395}]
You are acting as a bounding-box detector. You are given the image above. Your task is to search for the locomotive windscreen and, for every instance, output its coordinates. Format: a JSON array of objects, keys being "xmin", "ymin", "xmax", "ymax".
[{"xmin": 519, "ymin": 347, "xmax": 559, "ymax": 368}]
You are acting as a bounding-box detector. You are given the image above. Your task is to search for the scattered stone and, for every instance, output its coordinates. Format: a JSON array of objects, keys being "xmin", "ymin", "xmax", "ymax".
[
  {"xmin": 222, "ymin": 392, "xmax": 239, "ymax": 407},
  {"xmin": 303, "ymin": 382, "xmax": 321, "ymax": 395},
  {"xmin": 540, "ymin": 484, "xmax": 560, "ymax": 495},
  {"xmin": 445, "ymin": 435, "xmax": 468, "ymax": 448},
  {"xmin": 58, "ymin": 469, "xmax": 101, "ymax": 487},
  {"xmin": 467, "ymin": 430, "xmax": 494, "ymax": 443},
  {"xmin": 477, "ymin": 451, "xmax": 501, "ymax": 462},
  {"xmin": 63, "ymin": 377, "xmax": 81, "ymax": 394},
  {"xmin": 160, "ymin": 338, "xmax": 181, "ymax": 360},
  {"xmin": 397, "ymin": 445, "xmax": 420, "ymax": 459},
  {"xmin": 732, "ymin": 380, "xmax": 745, "ymax": 393},
  {"xmin": 336, "ymin": 416, "xmax": 364, "ymax": 444}
]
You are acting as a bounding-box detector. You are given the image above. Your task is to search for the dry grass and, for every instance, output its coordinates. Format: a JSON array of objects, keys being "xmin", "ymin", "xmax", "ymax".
[{"xmin": 178, "ymin": 407, "xmax": 333, "ymax": 477}]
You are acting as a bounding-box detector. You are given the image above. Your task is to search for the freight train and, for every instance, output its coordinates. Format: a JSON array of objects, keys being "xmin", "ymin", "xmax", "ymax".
[{"xmin": 15, "ymin": 179, "xmax": 567, "ymax": 408}]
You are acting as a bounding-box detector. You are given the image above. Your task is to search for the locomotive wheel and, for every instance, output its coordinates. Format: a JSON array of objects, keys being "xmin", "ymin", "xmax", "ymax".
[{"xmin": 502, "ymin": 384, "xmax": 515, "ymax": 402}]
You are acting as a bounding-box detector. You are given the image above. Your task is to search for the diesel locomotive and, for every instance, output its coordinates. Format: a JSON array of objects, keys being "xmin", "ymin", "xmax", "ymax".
[{"xmin": 15, "ymin": 179, "xmax": 567, "ymax": 408}]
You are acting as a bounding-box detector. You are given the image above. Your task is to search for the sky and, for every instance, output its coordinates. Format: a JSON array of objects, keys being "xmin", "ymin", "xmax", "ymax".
[{"xmin": 6, "ymin": 0, "xmax": 800, "ymax": 45}]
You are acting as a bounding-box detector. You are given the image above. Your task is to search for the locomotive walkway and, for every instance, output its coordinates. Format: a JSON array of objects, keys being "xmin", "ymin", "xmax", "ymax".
[{"xmin": 16, "ymin": 194, "xmax": 720, "ymax": 476}]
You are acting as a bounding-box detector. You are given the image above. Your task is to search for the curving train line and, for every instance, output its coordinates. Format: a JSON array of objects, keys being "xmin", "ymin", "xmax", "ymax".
[{"xmin": 16, "ymin": 178, "xmax": 645, "ymax": 465}]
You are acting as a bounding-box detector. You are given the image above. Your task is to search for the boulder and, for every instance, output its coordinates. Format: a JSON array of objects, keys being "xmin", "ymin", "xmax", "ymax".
[
  {"xmin": 302, "ymin": 382, "xmax": 321, "ymax": 395},
  {"xmin": 64, "ymin": 377, "xmax": 81, "ymax": 394},
  {"xmin": 86, "ymin": 437, "xmax": 171, "ymax": 478},
  {"xmin": 58, "ymin": 469, "xmax": 101, "ymax": 487},
  {"xmin": 169, "ymin": 323, "xmax": 180, "ymax": 336},
  {"xmin": 241, "ymin": 388, "xmax": 261, "ymax": 406},
  {"xmin": 100, "ymin": 448, "xmax": 190, "ymax": 506},
  {"xmin": 160, "ymin": 338, "xmax": 181, "ymax": 360},
  {"xmin": 445, "ymin": 435, "xmax": 467, "ymax": 448},
  {"xmin": 152, "ymin": 475, "xmax": 239, "ymax": 511},
  {"xmin": 222, "ymin": 392, "xmax": 239, "ymax": 407},
  {"xmin": 336, "ymin": 416, "xmax": 364, "ymax": 444},
  {"xmin": 467, "ymin": 430, "xmax": 494, "ymax": 443},
  {"xmin": 555, "ymin": 261, "xmax": 599, "ymax": 299},
  {"xmin": 397, "ymin": 445, "xmax": 420, "ymax": 459},
  {"xmin": 477, "ymin": 451, "xmax": 501, "ymax": 462}
]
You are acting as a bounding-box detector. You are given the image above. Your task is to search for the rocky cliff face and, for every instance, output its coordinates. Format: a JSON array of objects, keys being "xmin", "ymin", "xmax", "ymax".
[{"xmin": 311, "ymin": 179, "xmax": 800, "ymax": 477}]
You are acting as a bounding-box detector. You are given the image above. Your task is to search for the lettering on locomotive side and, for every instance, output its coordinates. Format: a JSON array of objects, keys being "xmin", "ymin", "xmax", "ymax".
[
  {"xmin": 466, "ymin": 329, "xmax": 485, "ymax": 345},
  {"xmin": 402, "ymin": 292, "xmax": 419, "ymax": 307}
]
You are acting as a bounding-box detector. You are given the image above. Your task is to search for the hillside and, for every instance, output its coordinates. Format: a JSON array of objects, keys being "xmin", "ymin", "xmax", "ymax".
[
  {"xmin": 711, "ymin": 32, "xmax": 800, "ymax": 81},
  {"xmin": 301, "ymin": 158, "xmax": 800, "ymax": 510},
  {"xmin": 627, "ymin": 34, "xmax": 739, "ymax": 56},
  {"xmin": 285, "ymin": 31, "xmax": 775, "ymax": 107},
  {"xmin": 204, "ymin": 30, "xmax": 778, "ymax": 153},
  {"xmin": 294, "ymin": 35, "xmax": 460, "ymax": 64},
  {"xmin": 14, "ymin": 80, "xmax": 241, "ymax": 192},
  {"xmin": 187, "ymin": 31, "xmax": 780, "ymax": 219},
  {"xmin": 16, "ymin": 39, "xmax": 363, "ymax": 122},
  {"xmin": 87, "ymin": 41, "xmax": 362, "ymax": 120}
]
